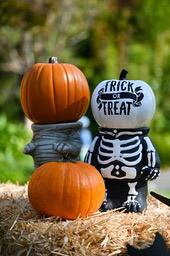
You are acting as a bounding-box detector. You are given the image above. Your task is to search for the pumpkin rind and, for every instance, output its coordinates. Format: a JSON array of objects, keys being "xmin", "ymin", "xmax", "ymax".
[
  {"xmin": 28, "ymin": 161, "xmax": 105, "ymax": 219},
  {"xmin": 91, "ymin": 79, "xmax": 155, "ymax": 129},
  {"xmin": 20, "ymin": 62, "xmax": 90, "ymax": 124}
]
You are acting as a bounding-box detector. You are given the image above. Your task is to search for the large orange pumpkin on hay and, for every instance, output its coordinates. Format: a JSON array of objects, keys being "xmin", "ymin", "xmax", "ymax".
[
  {"xmin": 20, "ymin": 57, "xmax": 90, "ymax": 124},
  {"xmin": 28, "ymin": 161, "xmax": 105, "ymax": 219}
]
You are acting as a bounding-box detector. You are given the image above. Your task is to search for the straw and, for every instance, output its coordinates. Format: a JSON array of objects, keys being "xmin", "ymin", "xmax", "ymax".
[{"xmin": 0, "ymin": 183, "xmax": 170, "ymax": 255}]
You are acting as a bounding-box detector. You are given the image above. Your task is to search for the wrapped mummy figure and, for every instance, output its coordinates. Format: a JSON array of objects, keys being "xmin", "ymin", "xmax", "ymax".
[{"xmin": 85, "ymin": 70, "xmax": 160, "ymax": 212}]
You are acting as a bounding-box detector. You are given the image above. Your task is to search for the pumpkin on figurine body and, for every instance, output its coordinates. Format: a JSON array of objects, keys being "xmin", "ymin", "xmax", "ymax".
[
  {"xmin": 28, "ymin": 161, "xmax": 105, "ymax": 220},
  {"xmin": 91, "ymin": 72, "xmax": 155, "ymax": 129},
  {"xmin": 20, "ymin": 57, "xmax": 90, "ymax": 124}
]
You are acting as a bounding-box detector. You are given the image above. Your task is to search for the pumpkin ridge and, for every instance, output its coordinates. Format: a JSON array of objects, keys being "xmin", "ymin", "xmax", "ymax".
[
  {"xmin": 78, "ymin": 68, "xmax": 89, "ymax": 120},
  {"xmin": 29, "ymin": 166, "xmax": 43, "ymax": 209},
  {"xmin": 37, "ymin": 65, "xmax": 46, "ymax": 122},
  {"xmin": 83, "ymin": 165, "xmax": 93, "ymax": 216},
  {"xmin": 61, "ymin": 163, "xmax": 67, "ymax": 213},
  {"xmin": 26, "ymin": 67, "xmax": 35, "ymax": 122},
  {"xmin": 78, "ymin": 70, "xmax": 85, "ymax": 119},
  {"xmin": 68, "ymin": 65, "xmax": 77, "ymax": 119},
  {"xmin": 76, "ymin": 67, "xmax": 84, "ymax": 119},
  {"xmin": 79, "ymin": 72, "xmax": 90, "ymax": 118},
  {"xmin": 20, "ymin": 72, "xmax": 30, "ymax": 119},
  {"xmin": 32, "ymin": 64, "xmax": 44, "ymax": 123},
  {"xmin": 75, "ymin": 65, "xmax": 84, "ymax": 119},
  {"xmin": 71, "ymin": 165, "xmax": 80, "ymax": 218},
  {"xmin": 21, "ymin": 69, "xmax": 31, "ymax": 120},
  {"xmin": 51, "ymin": 64, "xmax": 57, "ymax": 119},
  {"xmin": 60, "ymin": 64, "xmax": 69, "ymax": 110},
  {"xmin": 36, "ymin": 64, "xmax": 45, "ymax": 81}
]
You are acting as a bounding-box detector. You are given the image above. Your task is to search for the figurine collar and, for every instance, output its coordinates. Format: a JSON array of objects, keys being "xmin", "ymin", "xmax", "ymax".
[{"xmin": 99, "ymin": 127, "xmax": 149, "ymax": 136}]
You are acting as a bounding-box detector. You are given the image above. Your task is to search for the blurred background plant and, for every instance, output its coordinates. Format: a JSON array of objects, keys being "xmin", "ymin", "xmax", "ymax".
[
  {"xmin": 0, "ymin": 0, "xmax": 170, "ymax": 183},
  {"xmin": 0, "ymin": 115, "xmax": 33, "ymax": 183}
]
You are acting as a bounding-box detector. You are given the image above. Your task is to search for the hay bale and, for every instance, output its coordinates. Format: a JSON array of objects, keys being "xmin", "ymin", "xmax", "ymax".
[{"xmin": 0, "ymin": 183, "xmax": 170, "ymax": 255}]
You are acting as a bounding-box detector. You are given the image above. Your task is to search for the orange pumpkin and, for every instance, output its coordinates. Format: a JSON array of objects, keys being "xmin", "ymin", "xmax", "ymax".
[
  {"xmin": 20, "ymin": 57, "xmax": 90, "ymax": 124},
  {"xmin": 28, "ymin": 161, "xmax": 105, "ymax": 219}
]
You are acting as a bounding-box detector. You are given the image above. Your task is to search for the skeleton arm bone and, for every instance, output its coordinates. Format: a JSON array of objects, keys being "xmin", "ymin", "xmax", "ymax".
[{"xmin": 141, "ymin": 137, "xmax": 160, "ymax": 180}]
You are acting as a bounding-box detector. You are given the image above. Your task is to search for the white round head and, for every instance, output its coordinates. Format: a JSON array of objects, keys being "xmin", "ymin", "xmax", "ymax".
[{"xmin": 91, "ymin": 79, "xmax": 156, "ymax": 129}]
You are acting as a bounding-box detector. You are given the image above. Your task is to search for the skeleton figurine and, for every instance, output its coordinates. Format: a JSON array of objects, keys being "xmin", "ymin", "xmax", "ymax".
[{"xmin": 85, "ymin": 70, "xmax": 160, "ymax": 212}]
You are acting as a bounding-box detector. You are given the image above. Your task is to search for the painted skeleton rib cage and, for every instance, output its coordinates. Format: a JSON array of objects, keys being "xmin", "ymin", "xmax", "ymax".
[
  {"xmin": 85, "ymin": 127, "xmax": 160, "ymax": 212},
  {"xmin": 86, "ymin": 128, "xmax": 154, "ymax": 178}
]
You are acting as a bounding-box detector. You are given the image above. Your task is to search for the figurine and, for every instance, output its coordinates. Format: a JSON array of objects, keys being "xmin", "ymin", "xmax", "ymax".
[
  {"xmin": 85, "ymin": 70, "xmax": 160, "ymax": 212},
  {"xmin": 24, "ymin": 122, "xmax": 82, "ymax": 168}
]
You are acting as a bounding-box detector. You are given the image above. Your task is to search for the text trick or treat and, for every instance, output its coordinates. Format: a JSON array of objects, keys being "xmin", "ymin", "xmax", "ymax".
[
  {"xmin": 85, "ymin": 69, "xmax": 160, "ymax": 213},
  {"xmin": 28, "ymin": 162, "xmax": 105, "ymax": 220},
  {"xmin": 20, "ymin": 57, "xmax": 90, "ymax": 124}
]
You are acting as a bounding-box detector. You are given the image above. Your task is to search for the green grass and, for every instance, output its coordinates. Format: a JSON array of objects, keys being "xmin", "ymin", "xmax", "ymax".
[
  {"xmin": 0, "ymin": 115, "xmax": 33, "ymax": 184},
  {"xmin": 0, "ymin": 157, "xmax": 33, "ymax": 184},
  {"xmin": 150, "ymin": 132, "xmax": 170, "ymax": 167}
]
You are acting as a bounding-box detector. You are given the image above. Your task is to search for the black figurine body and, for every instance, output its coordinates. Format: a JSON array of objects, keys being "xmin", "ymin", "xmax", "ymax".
[
  {"xmin": 85, "ymin": 70, "xmax": 160, "ymax": 212},
  {"xmin": 85, "ymin": 127, "xmax": 160, "ymax": 212}
]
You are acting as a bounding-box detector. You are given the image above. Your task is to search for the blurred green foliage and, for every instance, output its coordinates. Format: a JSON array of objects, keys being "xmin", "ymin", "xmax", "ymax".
[
  {"xmin": 0, "ymin": 116, "xmax": 33, "ymax": 184},
  {"xmin": 151, "ymin": 132, "xmax": 170, "ymax": 167},
  {"xmin": 0, "ymin": 0, "xmax": 170, "ymax": 183}
]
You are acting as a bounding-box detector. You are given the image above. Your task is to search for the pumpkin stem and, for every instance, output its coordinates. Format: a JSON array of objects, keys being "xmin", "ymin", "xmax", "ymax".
[
  {"xmin": 49, "ymin": 57, "xmax": 58, "ymax": 63},
  {"xmin": 119, "ymin": 69, "xmax": 128, "ymax": 80}
]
